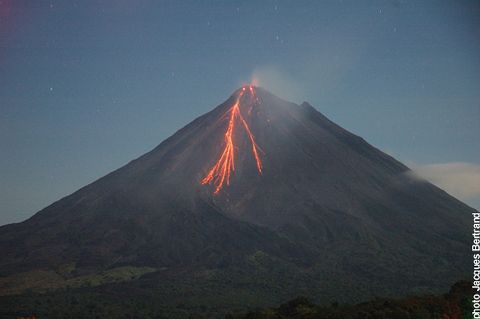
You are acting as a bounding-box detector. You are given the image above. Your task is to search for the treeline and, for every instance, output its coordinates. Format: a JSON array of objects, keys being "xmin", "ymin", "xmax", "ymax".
[
  {"xmin": 225, "ymin": 281, "xmax": 472, "ymax": 319},
  {"xmin": 0, "ymin": 281, "xmax": 472, "ymax": 319}
]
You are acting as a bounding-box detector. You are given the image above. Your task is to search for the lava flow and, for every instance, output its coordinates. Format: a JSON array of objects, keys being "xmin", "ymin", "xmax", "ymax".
[{"xmin": 201, "ymin": 86, "xmax": 263, "ymax": 194}]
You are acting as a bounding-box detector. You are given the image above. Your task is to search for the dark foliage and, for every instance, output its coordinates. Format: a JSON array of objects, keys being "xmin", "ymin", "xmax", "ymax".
[
  {"xmin": 0, "ymin": 282, "xmax": 472, "ymax": 319},
  {"xmin": 228, "ymin": 281, "xmax": 473, "ymax": 319}
]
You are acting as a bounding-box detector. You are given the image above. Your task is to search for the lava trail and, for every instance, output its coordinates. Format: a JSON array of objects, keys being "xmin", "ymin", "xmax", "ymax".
[{"xmin": 201, "ymin": 86, "xmax": 263, "ymax": 194}]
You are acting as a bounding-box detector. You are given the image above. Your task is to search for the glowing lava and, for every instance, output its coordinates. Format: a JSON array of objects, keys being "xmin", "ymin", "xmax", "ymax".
[{"xmin": 201, "ymin": 86, "xmax": 263, "ymax": 194}]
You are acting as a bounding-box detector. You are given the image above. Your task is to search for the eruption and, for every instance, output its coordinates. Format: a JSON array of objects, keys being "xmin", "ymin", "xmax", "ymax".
[{"xmin": 201, "ymin": 86, "xmax": 263, "ymax": 194}]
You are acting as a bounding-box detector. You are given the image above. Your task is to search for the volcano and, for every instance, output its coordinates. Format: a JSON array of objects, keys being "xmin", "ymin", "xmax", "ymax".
[{"xmin": 0, "ymin": 86, "xmax": 471, "ymax": 317}]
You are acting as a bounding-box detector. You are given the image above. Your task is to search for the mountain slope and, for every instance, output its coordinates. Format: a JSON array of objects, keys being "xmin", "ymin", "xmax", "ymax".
[{"xmin": 0, "ymin": 86, "xmax": 471, "ymax": 316}]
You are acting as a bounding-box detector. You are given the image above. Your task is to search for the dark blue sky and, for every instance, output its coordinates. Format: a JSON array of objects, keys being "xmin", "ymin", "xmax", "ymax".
[{"xmin": 1, "ymin": 1, "xmax": 479, "ymax": 225}]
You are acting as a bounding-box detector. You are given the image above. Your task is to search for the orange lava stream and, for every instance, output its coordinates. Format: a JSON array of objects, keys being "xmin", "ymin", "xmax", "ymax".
[{"xmin": 201, "ymin": 86, "xmax": 263, "ymax": 194}]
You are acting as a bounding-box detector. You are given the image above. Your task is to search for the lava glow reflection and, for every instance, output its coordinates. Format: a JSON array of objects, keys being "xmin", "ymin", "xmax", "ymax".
[{"xmin": 201, "ymin": 86, "xmax": 263, "ymax": 194}]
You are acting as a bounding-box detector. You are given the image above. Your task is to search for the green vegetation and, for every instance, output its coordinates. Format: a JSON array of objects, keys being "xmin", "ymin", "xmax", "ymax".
[
  {"xmin": 228, "ymin": 281, "xmax": 473, "ymax": 319},
  {"xmin": 0, "ymin": 266, "xmax": 157, "ymax": 296},
  {"xmin": 0, "ymin": 254, "xmax": 470, "ymax": 319},
  {"xmin": 0, "ymin": 281, "xmax": 471, "ymax": 319}
]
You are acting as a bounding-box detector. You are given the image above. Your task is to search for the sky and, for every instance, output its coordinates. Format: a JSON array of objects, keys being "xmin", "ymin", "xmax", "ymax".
[{"xmin": 0, "ymin": 0, "xmax": 479, "ymax": 225}]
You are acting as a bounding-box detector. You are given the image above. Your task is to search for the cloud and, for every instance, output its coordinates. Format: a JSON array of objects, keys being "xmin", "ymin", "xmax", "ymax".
[
  {"xmin": 411, "ymin": 162, "xmax": 480, "ymax": 200},
  {"xmin": 249, "ymin": 66, "xmax": 305, "ymax": 102}
]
